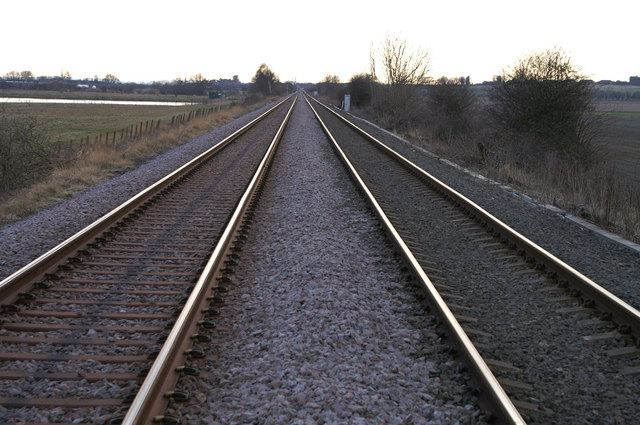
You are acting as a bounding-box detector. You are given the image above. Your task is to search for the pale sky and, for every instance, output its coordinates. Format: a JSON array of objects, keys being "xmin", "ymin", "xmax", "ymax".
[{"xmin": 2, "ymin": 0, "xmax": 638, "ymax": 84}]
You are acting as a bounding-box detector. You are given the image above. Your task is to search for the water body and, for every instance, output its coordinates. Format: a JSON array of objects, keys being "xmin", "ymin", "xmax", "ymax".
[{"xmin": 0, "ymin": 97, "xmax": 195, "ymax": 106}]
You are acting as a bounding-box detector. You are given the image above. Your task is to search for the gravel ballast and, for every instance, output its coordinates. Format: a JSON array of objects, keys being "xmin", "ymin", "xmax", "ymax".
[{"xmin": 167, "ymin": 98, "xmax": 482, "ymax": 424}]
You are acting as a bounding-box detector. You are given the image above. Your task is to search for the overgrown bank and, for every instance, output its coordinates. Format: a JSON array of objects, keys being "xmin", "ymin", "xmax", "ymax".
[
  {"xmin": 340, "ymin": 100, "xmax": 640, "ymax": 243},
  {"xmin": 317, "ymin": 42, "xmax": 640, "ymax": 243}
]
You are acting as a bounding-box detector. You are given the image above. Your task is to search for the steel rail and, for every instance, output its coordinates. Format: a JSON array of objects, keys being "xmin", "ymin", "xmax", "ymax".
[
  {"xmin": 309, "ymin": 97, "xmax": 640, "ymax": 341},
  {"xmin": 0, "ymin": 96, "xmax": 292, "ymax": 306},
  {"xmin": 121, "ymin": 95, "xmax": 297, "ymax": 424},
  {"xmin": 304, "ymin": 94, "xmax": 525, "ymax": 425}
]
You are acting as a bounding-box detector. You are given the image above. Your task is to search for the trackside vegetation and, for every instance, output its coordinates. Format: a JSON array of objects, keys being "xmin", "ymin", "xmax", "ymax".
[{"xmin": 317, "ymin": 39, "xmax": 639, "ymax": 242}]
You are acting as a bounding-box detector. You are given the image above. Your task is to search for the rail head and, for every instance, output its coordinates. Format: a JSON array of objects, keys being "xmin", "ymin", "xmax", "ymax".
[
  {"xmin": 0, "ymin": 95, "xmax": 293, "ymax": 306},
  {"xmin": 308, "ymin": 95, "xmax": 640, "ymax": 341},
  {"xmin": 304, "ymin": 94, "xmax": 525, "ymax": 425}
]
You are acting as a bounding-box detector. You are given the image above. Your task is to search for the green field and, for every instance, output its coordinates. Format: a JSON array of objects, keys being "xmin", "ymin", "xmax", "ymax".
[
  {"xmin": 602, "ymin": 112, "xmax": 640, "ymax": 118},
  {"xmin": 0, "ymin": 88, "xmax": 209, "ymax": 103},
  {"xmin": 1, "ymin": 96, "xmax": 238, "ymax": 143},
  {"xmin": 596, "ymin": 101, "xmax": 640, "ymax": 184}
]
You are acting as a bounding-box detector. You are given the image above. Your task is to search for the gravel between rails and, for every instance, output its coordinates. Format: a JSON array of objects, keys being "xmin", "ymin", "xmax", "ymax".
[
  {"xmin": 0, "ymin": 100, "xmax": 281, "ymax": 282},
  {"xmin": 165, "ymin": 98, "xmax": 484, "ymax": 424}
]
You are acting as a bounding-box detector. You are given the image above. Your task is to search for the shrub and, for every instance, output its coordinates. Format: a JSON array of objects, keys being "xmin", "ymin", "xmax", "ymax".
[
  {"xmin": 348, "ymin": 73, "xmax": 374, "ymax": 108},
  {"xmin": 427, "ymin": 76, "xmax": 476, "ymax": 140},
  {"xmin": 0, "ymin": 110, "xmax": 56, "ymax": 193},
  {"xmin": 489, "ymin": 47, "xmax": 599, "ymax": 164}
]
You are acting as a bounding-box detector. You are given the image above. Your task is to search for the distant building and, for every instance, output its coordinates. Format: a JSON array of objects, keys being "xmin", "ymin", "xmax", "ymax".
[{"xmin": 630, "ymin": 76, "xmax": 640, "ymax": 86}]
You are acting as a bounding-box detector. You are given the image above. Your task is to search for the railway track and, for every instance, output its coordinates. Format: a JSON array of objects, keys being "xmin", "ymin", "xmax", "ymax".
[
  {"xmin": 306, "ymin": 94, "xmax": 640, "ymax": 423},
  {"xmin": 0, "ymin": 95, "xmax": 296, "ymax": 424},
  {"xmin": 2, "ymin": 91, "xmax": 638, "ymax": 424}
]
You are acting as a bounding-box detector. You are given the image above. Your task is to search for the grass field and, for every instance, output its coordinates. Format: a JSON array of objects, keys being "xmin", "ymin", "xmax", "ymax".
[
  {"xmin": 0, "ymin": 88, "xmax": 210, "ymax": 103},
  {"xmin": 0, "ymin": 92, "xmax": 273, "ymax": 224},
  {"xmin": 596, "ymin": 101, "xmax": 640, "ymax": 184},
  {"xmin": 0, "ymin": 97, "xmax": 238, "ymax": 143}
]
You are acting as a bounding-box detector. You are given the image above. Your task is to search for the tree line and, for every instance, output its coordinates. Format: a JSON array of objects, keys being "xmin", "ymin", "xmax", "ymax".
[
  {"xmin": 1, "ymin": 71, "xmax": 248, "ymax": 96},
  {"xmin": 2, "ymin": 65, "xmax": 299, "ymax": 98}
]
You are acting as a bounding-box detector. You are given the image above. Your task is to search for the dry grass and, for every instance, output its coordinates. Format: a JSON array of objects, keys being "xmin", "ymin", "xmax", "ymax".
[
  {"xmin": 484, "ymin": 156, "xmax": 640, "ymax": 242},
  {"xmin": 0, "ymin": 101, "xmax": 224, "ymax": 142},
  {"xmin": 0, "ymin": 99, "xmax": 274, "ymax": 225}
]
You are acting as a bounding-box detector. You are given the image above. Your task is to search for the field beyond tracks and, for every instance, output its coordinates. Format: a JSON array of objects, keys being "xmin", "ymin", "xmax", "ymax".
[
  {"xmin": 0, "ymin": 88, "xmax": 209, "ymax": 103},
  {"xmin": 0, "ymin": 92, "xmax": 274, "ymax": 224},
  {"xmin": 0, "ymin": 93, "xmax": 241, "ymax": 143},
  {"xmin": 596, "ymin": 101, "xmax": 640, "ymax": 183}
]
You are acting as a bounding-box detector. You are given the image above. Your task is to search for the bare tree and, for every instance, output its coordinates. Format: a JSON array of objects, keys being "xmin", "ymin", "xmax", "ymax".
[
  {"xmin": 321, "ymin": 75, "xmax": 340, "ymax": 84},
  {"xmin": 4, "ymin": 70, "xmax": 34, "ymax": 80},
  {"xmin": 369, "ymin": 35, "xmax": 431, "ymax": 129},
  {"xmin": 379, "ymin": 35, "xmax": 430, "ymax": 87},
  {"xmin": 20, "ymin": 70, "xmax": 35, "ymax": 80},
  {"xmin": 189, "ymin": 74, "xmax": 209, "ymax": 95}
]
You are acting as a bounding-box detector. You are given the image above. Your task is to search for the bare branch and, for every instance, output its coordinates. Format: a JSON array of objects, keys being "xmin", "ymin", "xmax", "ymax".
[{"xmin": 379, "ymin": 35, "xmax": 430, "ymax": 86}]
